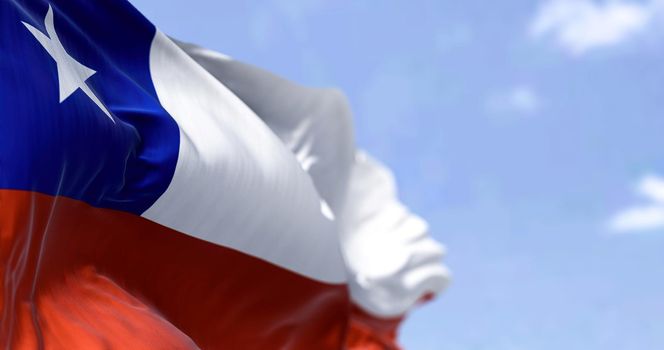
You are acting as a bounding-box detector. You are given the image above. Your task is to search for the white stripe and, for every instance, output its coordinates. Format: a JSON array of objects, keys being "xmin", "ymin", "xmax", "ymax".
[
  {"xmin": 340, "ymin": 152, "xmax": 450, "ymax": 317},
  {"xmin": 143, "ymin": 31, "xmax": 347, "ymax": 284},
  {"xmin": 173, "ymin": 42, "xmax": 450, "ymax": 316}
]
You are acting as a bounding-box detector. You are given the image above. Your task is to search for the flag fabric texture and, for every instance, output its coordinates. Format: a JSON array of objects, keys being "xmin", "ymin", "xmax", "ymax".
[{"xmin": 0, "ymin": 1, "xmax": 449, "ymax": 349}]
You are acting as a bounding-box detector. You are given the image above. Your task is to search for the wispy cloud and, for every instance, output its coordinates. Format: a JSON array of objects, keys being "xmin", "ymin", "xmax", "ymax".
[
  {"xmin": 486, "ymin": 85, "xmax": 541, "ymax": 116},
  {"xmin": 530, "ymin": 0, "xmax": 661, "ymax": 55},
  {"xmin": 609, "ymin": 174, "xmax": 664, "ymax": 233}
]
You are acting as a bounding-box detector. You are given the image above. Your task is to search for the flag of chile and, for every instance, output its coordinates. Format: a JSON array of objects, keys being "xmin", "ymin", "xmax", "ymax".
[{"xmin": 0, "ymin": 1, "xmax": 350, "ymax": 348}]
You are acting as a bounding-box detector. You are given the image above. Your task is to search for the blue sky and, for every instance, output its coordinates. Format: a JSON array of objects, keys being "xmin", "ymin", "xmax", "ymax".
[{"xmin": 130, "ymin": 1, "xmax": 664, "ymax": 348}]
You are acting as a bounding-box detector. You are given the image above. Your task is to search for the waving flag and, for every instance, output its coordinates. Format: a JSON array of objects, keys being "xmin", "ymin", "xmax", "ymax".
[
  {"xmin": 178, "ymin": 43, "xmax": 451, "ymax": 348},
  {"xmin": 0, "ymin": 1, "xmax": 448, "ymax": 349}
]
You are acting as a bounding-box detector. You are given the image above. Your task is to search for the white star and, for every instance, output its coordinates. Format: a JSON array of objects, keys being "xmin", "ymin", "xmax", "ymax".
[{"xmin": 22, "ymin": 5, "xmax": 114, "ymax": 122}]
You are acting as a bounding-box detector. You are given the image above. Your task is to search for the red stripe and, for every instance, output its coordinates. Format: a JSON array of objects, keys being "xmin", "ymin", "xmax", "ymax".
[
  {"xmin": 346, "ymin": 306, "xmax": 404, "ymax": 350},
  {"xmin": 0, "ymin": 190, "xmax": 350, "ymax": 349}
]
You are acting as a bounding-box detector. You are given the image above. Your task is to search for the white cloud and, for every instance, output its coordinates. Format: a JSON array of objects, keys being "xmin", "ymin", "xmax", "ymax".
[
  {"xmin": 637, "ymin": 174, "xmax": 664, "ymax": 202},
  {"xmin": 530, "ymin": 0, "xmax": 661, "ymax": 55},
  {"xmin": 608, "ymin": 174, "xmax": 664, "ymax": 233},
  {"xmin": 486, "ymin": 85, "xmax": 541, "ymax": 116}
]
